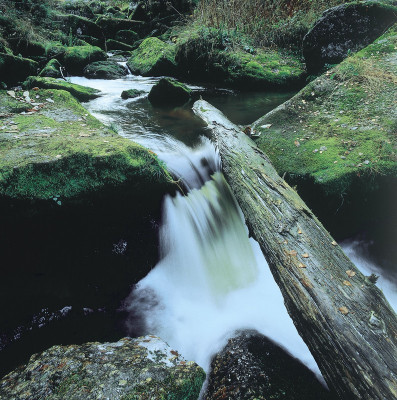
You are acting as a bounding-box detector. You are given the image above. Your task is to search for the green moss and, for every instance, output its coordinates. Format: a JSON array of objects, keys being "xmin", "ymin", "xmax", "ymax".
[
  {"xmin": 148, "ymin": 78, "xmax": 191, "ymax": 106},
  {"xmin": 39, "ymin": 59, "xmax": 63, "ymax": 78},
  {"xmin": 0, "ymin": 53, "xmax": 39, "ymax": 84},
  {"xmin": 127, "ymin": 37, "xmax": 177, "ymax": 76},
  {"xmin": 106, "ymin": 38, "xmax": 136, "ymax": 51},
  {"xmin": 83, "ymin": 60, "xmax": 128, "ymax": 79},
  {"xmin": 115, "ymin": 30, "xmax": 139, "ymax": 44},
  {"xmin": 0, "ymin": 89, "xmax": 171, "ymax": 200},
  {"xmin": 121, "ymin": 89, "xmax": 146, "ymax": 99},
  {"xmin": 23, "ymin": 76, "xmax": 100, "ymax": 101},
  {"xmin": 253, "ymin": 24, "xmax": 397, "ymax": 196},
  {"xmin": 225, "ymin": 48, "xmax": 305, "ymax": 88},
  {"xmin": 63, "ymin": 45, "xmax": 107, "ymax": 75}
]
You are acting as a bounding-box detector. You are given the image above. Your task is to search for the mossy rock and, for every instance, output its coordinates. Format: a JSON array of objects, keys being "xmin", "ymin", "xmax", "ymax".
[
  {"xmin": 58, "ymin": 14, "xmax": 103, "ymax": 39},
  {"xmin": 121, "ymin": 89, "xmax": 146, "ymax": 99},
  {"xmin": 224, "ymin": 48, "xmax": 306, "ymax": 89},
  {"xmin": 39, "ymin": 59, "xmax": 63, "ymax": 78},
  {"xmin": 127, "ymin": 37, "xmax": 178, "ymax": 77},
  {"xmin": 115, "ymin": 30, "xmax": 139, "ymax": 44},
  {"xmin": 252, "ymin": 24, "xmax": 397, "ymax": 237},
  {"xmin": 0, "ymin": 337, "xmax": 205, "ymax": 400},
  {"xmin": 0, "ymin": 88, "xmax": 171, "ymax": 201},
  {"xmin": 62, "ymin": 45, "xmax": 107, "ymax": 75},
  {"xmin": 96, "ymin": 16, "xmax": 144, "ymax": 38},
  {"xmin": 7, "ymin": 38, "xmax": 46, "ymax": 58},
  {"xmin": 24, "ymin": 76, "xmax": 100, "ymax": 102},
  {"xmin": 106, "ymin": 39, "xmax": 136, "ymax": 51},
  {"xmin": 79, "ymin": 35, "xmax": 104, "ymax": 48},
  {"xmin": 83, "ymin": 61, "xmax": 128, "ymax": 79},
  {"xmin": 303, "ymin": 1, "xmax": 397, "ymax": 73},
  {"xmin": 0, "ymin": 53, "xmax": 39, "ymax": 84},
  {"xmin": 148, "ymin": 77, "xmax": 191, "ymax": 106},
  {"xmin": 44, "ymin": 42, "xmax": 67, "ymax": 59}
]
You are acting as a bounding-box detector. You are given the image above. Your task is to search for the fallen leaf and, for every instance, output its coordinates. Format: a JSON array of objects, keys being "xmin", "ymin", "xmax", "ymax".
[
  {"xmin": 294, "ymin": 140, "xmax": 300, "ymax": 147},
  {"xmin": 287, "ymin": 250, "xmax": 297, "ymax": 256},
  {"xmin": 298, "ymin": 229, "xmax": 302, "ymax": 234},
  {"xmin": 331, "ymin": 240, "xmax": 337, "ymax": 246},
  {"xmin": 339, "ymin": 306, "xmax": 349, "ymax": 315},
  {"xmin": 302, "ymin": 253, "xmax": 309, "ymax": 258},
  {"xmin": 298, "ymin": 263, "xmax": 306, "ymax": 268},
  {"xmin": 346, "ymin": 270, "xmax": 356, "ymax": 277},
  {"xmin": 343, "ymin": 280, "xmax": 352, "ymax": 286}
]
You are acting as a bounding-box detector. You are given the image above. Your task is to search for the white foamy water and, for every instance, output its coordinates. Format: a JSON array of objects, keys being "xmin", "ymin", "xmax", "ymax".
[
  {"xmin": 341, "ymin": 239, "xmax": 397, "ymax": 311},
  {"xmin": 126, "ymin": 172, "xmax": 320, "ymax": 375}
]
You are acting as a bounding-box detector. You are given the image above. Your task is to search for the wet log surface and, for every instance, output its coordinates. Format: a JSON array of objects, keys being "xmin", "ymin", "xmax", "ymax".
[{"xmin": 193, "ymin": 100, "xmax": 397, "ymax": 400}]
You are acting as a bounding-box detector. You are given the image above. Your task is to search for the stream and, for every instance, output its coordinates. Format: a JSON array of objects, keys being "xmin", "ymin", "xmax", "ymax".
[{"xmin": 70, "ymin": 74, "xmax": 397, "ymax": 387}]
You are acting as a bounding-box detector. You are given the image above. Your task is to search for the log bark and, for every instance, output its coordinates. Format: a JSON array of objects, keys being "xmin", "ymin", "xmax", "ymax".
[{"xmin": 193, "ymin": 100, "xmax": 397, "ymax": 400}]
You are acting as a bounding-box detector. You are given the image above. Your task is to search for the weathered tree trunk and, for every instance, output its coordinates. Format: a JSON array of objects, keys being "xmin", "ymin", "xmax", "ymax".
[{"xmin": 193, "ymin": 100, "xmax": 397, "ymax": 400}]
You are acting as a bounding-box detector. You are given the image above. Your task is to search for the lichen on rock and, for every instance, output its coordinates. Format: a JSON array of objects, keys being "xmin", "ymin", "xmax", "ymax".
[{"xmin": 0, "ymin": 336, "xmax": 206, "ymax": 400}]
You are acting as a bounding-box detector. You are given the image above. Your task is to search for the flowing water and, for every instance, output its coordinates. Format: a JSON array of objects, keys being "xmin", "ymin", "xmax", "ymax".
[{"xmin": 70, "ymin": 74, "xmax": 397, "ymax": 383}]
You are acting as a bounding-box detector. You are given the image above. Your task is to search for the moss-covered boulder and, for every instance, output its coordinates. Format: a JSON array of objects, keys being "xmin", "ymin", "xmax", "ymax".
[
  {"xmin": 96, "ymin": 16, "xmax": 144, "ymax": 38},
  {"xmin": 205, "ymin": 331, "xmax": 336, "ymax": 400},
  {"xmin": 83, "ymin": 60, "xmax": 128, "ymax": 79},
  {"xmin": 121, "ymin": 88, "xmax": 146, "ymax": 99},
  {"xmin": 0, "ymin": 88, "xmax": 176, "ymax": 377},
  {"xmin": 252, "ymin": 24, "xmax": 397, "ymax": 240},
  {"xmin": 39, "ymin": 59, "xmax": 64, "ymax": 78},
  {"xmin": 23, "ymin": 76, "xmax": 100, "ymax": 101},
  {"xmin": 0, "ymin": 336, "xmax": 206, "ymax": 399},
  {"xmin": 148, "ymin": 78, "xmax": 191, "ymax": 106},
  {"xmin": 303, "ymin": 1, "xmax": 397, "ymax": 73},
  {"xmin": 58, "ymin": 14, "xmax": 103, "ymax": 40},
  {"xmin": 175, "ymin": 28, "xmax": 305, "ymax": 89},
  {"xmin": 0, "ymin": 53, "xmax": 39, "ymax": 84},
  {"xmin": 115, "ymin": 29, "xmax": 139, "ymax": 44},
  {"xmin": 7, "ymin": 38, "xmax": 46, "ymax": 58},
  {"xmin": 62, "ymin": 45, "xmax": 107, "ymax": 75},
  {"xmin": 127, "ymin": 37, "xmax": 178, "ymax": 76},
  {"xmin": 106, "ymin": 38, "xmax": 136, "ymax": 51}
]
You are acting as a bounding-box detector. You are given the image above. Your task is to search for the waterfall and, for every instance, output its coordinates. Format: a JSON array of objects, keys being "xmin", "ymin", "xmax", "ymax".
[{"xmin": 124, "ymin": 142, "xmax": 320, "ymax": 375}]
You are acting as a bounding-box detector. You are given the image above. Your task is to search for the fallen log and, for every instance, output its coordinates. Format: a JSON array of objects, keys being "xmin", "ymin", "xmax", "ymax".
[{"xmin": 193, "ymin": 100, "xmax": 397, "ymax": 400}]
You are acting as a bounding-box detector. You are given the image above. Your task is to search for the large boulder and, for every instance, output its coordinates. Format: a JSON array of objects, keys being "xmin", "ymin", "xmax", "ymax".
[
  {"xmin": 252, "ymin": 24, "xmax": 397, "ymax": 253},
  {"xmin": 62, "ymin": 45, "xmax": 107, "ymax": 75},
  {"xmin": 57, "ymin": 14, "xmax": 103, "ymax": 40},
  {"xmin": 0, "ymin": 53, "xmax": 39, "ymax": 84},
  {"xmin": 175, "ymin": 28, "xmax": 305, "ymax": 89},
  {"xmin": 115, "ymin": 29, "xmax": 139, "ymax": 44},
  {"xmin": 121, "ymin": 88, "xmax": 146, "ymax": 99},
  {"xmin": 205, "ymin": 330, "xmax": 336, "ymax": 400},
  {"xmin": 303, "ymin": 1, "xmax": 397, "ymax": 73},
  {"xmin": 106, "ymin": 38, "xmax": 136, "ymax": 51},
  {"xmin": 24, "ymin": 76, "xmax": 100, "ymax": 101},
  {"xmin": 39, "ymin": 59, "xmax": 64, "ymax": 78},
  {"xmin": 148, "ymin": 77, "xmax": 191, "ymax": 106},
  {"xmin": 0, "ymin": 336, "xmax": 206, "ymax": 399},
  {"xmin": 0, "ymin": 88, "xmax": 175, "ymax": 377},
  {"xmin": 127, "ymin": 37, "xmax": 177, "ymax": 76},
  {"xmin": 96, "ymin": 16, "xmax": 144, "ymax": 38},
  {"xmin": 83, "ymin": 60, "xmax": 128, "ymax": 79}
]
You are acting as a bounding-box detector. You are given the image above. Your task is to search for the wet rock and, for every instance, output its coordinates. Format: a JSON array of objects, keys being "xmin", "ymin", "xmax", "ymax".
[
  {"xmin": 23, "ymin": 76, "xmax": 100, "ymax": 102},
  {"xmin": 127, "ymin": 37, "xmax": 177, "ymax": 76},
  {"xmin": 303, "ymin": 1, "xmax": 397, "ymax": 73},
  {"xmin": 0, "ymin": 53, "xmax": 39, "ymax": 85},
  {"xmin": 205, "ymin": 330, "xmax": 336, "ymax": 400},
  {"xmin": 148, "ymin": 78, "xmax": 191, "ymax": 106},
  {"xmin": 39, "ymin": 59, "xmax": 64, "ymax": 79},
  {"xmin": 62, "ymin": 45, "xmax": 107, "ymax": 75},
  {"xmin": 83, "ymin": 60, "xmax": 128, "ymax": 79},
  {"xmin": 0, "ymin": 336, "xmax": 206, "ymax": 399},
  {"xmin": 115, "ymin": 29, "xmax": 139, "ymax": 45},
  {"xmin": 106, "ymin": 38, "xmax": 136, "ymax": 52},
  {"xmin": 96, "ymin": 17, "xmax": 144, "ymax": 38},
  {"xmin": 121, "ymin": 89, "xmax": 146, "ymax": 99},
  {"xmin": 57, "ymin": 14, "xmax": 103, "ymax": 40}
]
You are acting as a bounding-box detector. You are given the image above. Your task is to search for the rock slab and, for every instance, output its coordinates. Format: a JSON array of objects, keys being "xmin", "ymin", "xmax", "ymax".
[{"xmin": 0, "ymin": 336, "xmax": 206, "ymax": 399}]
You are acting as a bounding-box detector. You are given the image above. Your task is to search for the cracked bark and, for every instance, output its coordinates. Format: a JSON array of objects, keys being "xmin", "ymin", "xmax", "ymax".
[{"xmin": 193, "ymin": 100, "xmax": 397, "ymax": 400}]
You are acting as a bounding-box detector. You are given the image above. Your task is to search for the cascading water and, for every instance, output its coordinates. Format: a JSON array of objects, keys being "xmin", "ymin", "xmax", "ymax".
[{"xmin": 124, "ymin": 143, "xmax": 320, "ymax": 376}]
